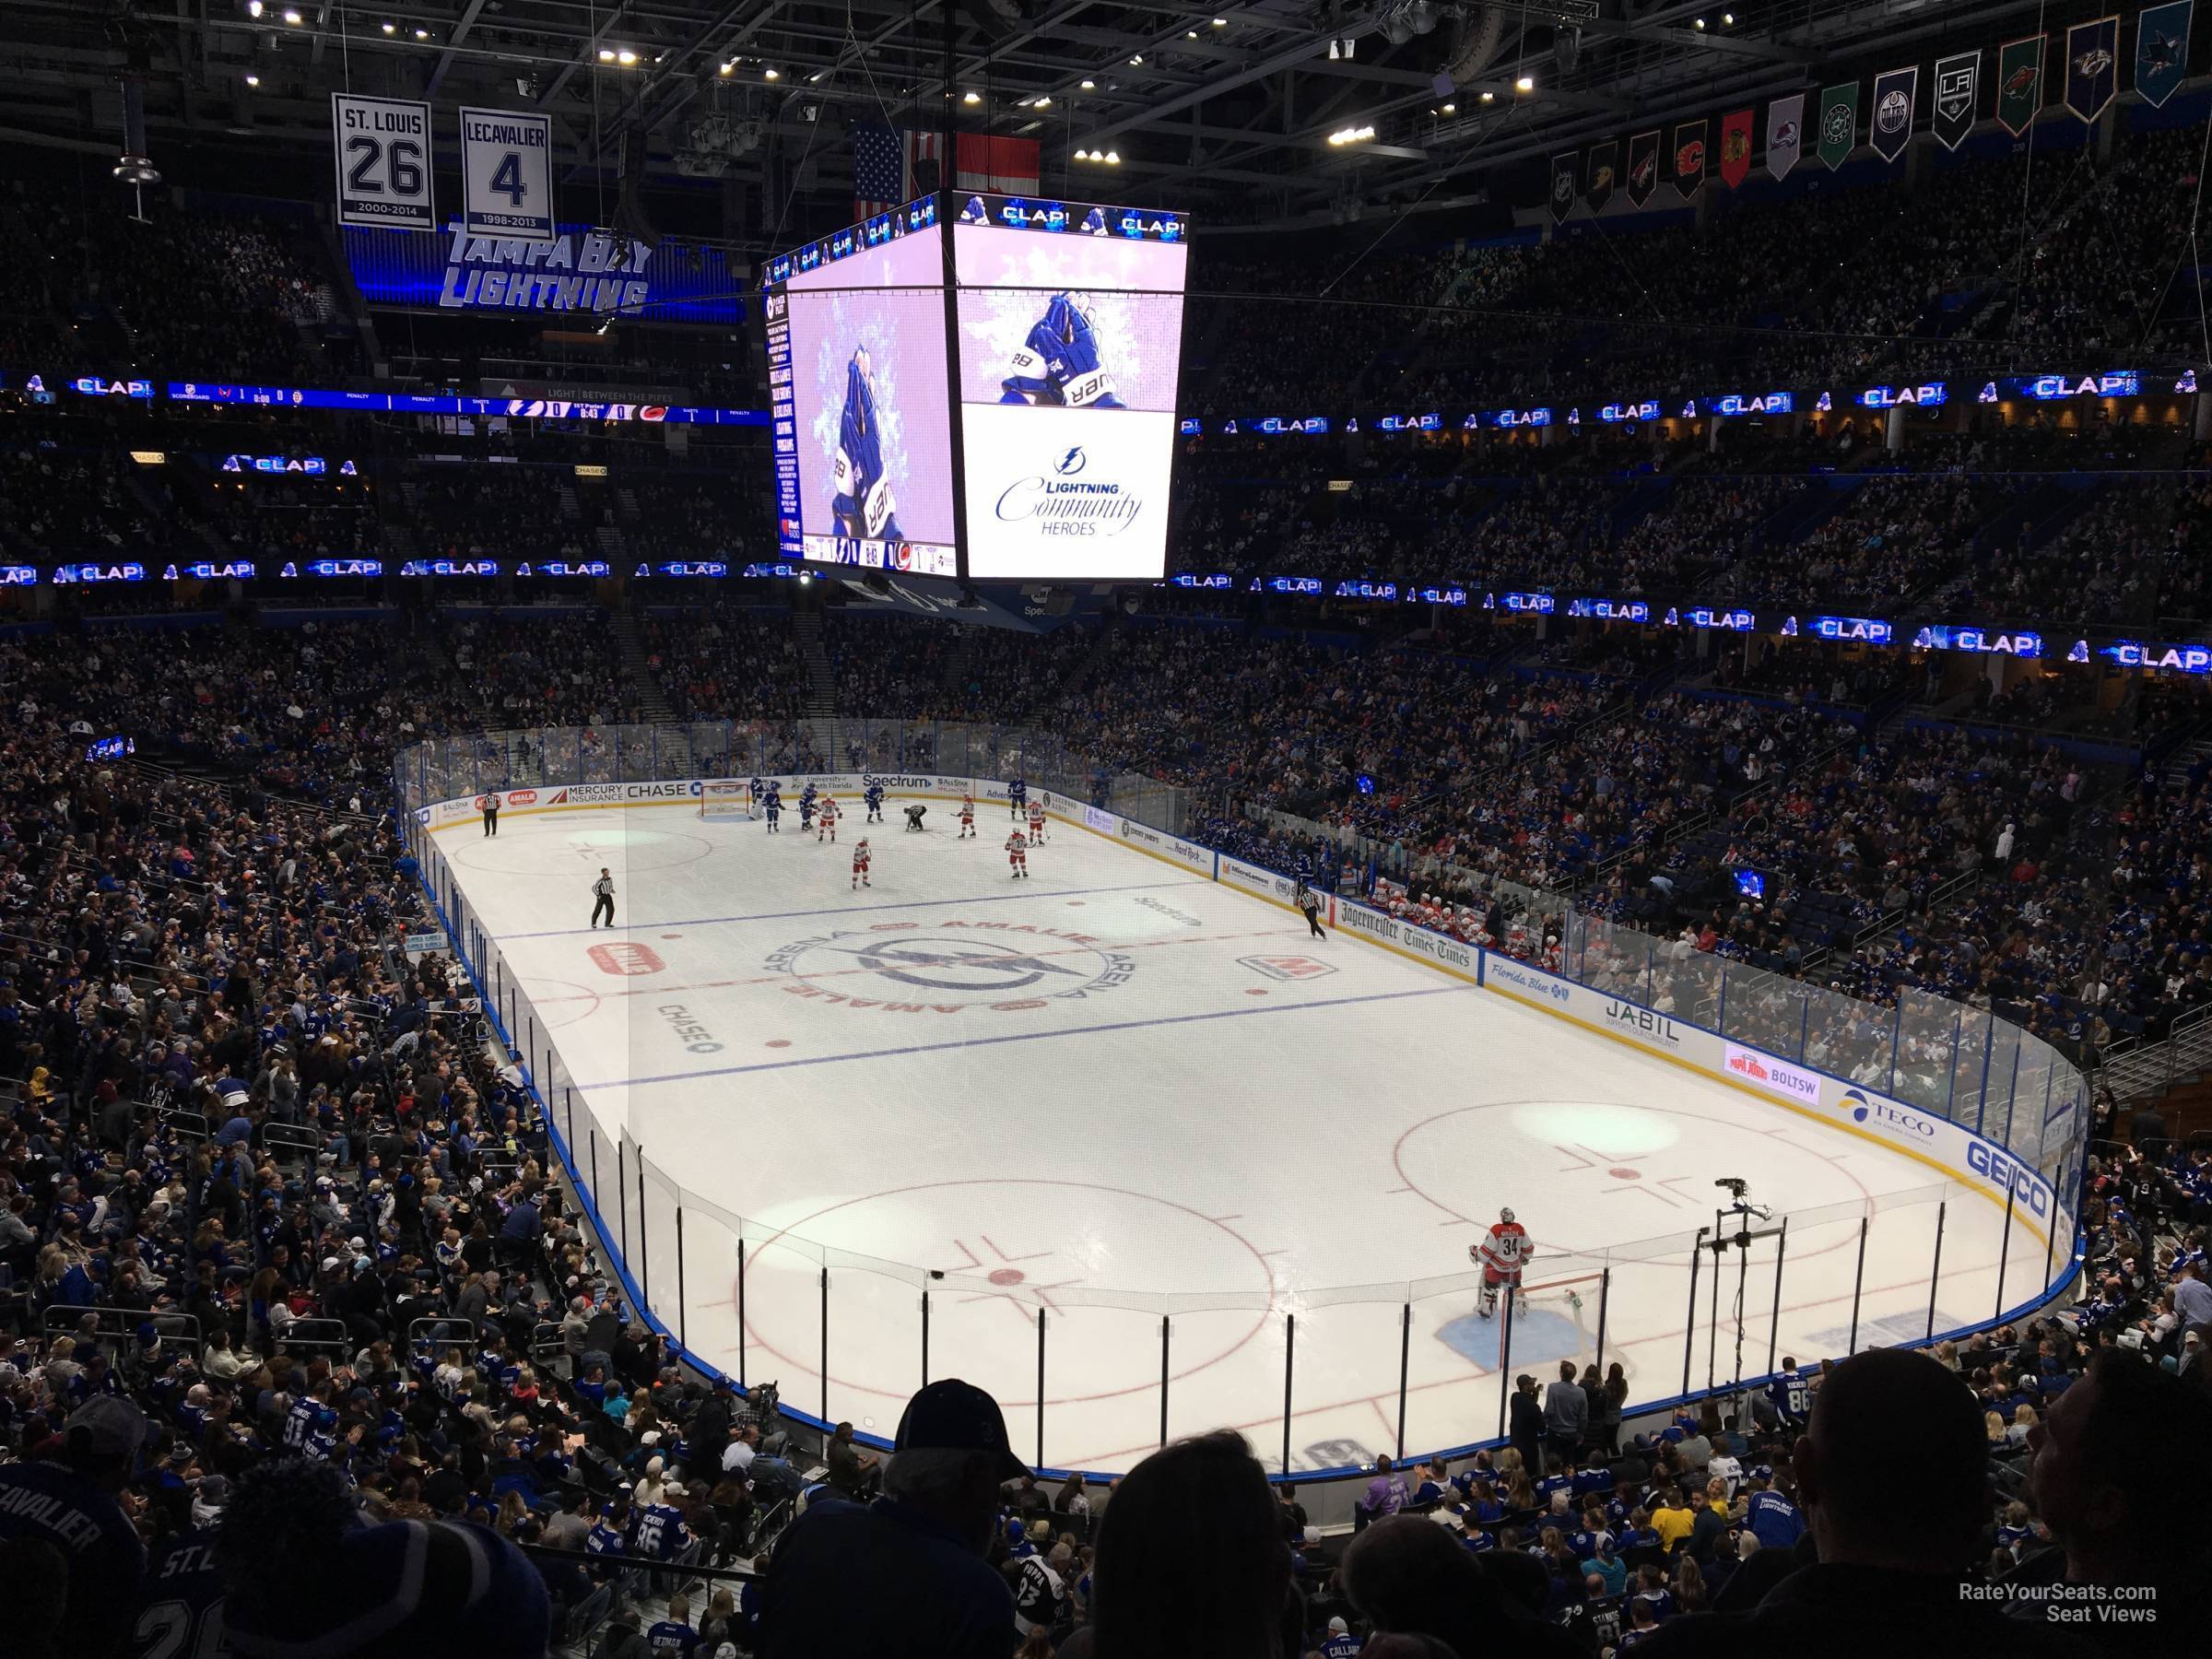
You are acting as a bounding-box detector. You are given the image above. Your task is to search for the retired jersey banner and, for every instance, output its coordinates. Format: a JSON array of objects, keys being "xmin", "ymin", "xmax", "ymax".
[
  {"xmin": 1626, "ymin": 129, "xmax": 1661, "ymax": 207},
  {"xmin": 1672, "ymin": 120, "xmax": 1708, "ymax": 198},
  {"xmin": 1870, "ymin": 66, "xmax": 1917, "ymax": 161},
  {"xmin": 1932, "ymin": 52, "xmax": 1980, "ymax": 150},
  {"xmin": 2136, "ymin": 1, "xmax": 2194, "ymax": 108},
  {"xmin": 1549, "ymin": 152, "xmax": 1579, "ymax": 223},
  {"xmin": 1818, "ymin": 80, "xmax": 1859, "ymax": 170},
  {"xmin": 332, "ymin": 95, "xmax": 434, "ymax": 230},
  {"xmin": 2064, "ymin": 17, "xmax": 2120, "ymax": 123},
  {"xmin": 1997, "ymin": 35, "xmax": 2047, "ymax": 135},
  {"xmin": 459, "ymin": 106, "xmax": 556, "ymax": 241},
  {"xmin": 1586, "ymin": 140, "xmax": 1618, "ymax": 211},
  {"xmin": 1766, "ymin": 92, "xmax": 1805, "ymax": 180},
  {"xmin": 1719, "ymin": 109, "xmax": 1754, "ymax": 188}
]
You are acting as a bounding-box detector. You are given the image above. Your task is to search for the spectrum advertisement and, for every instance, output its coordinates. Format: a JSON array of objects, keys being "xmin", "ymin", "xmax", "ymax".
[
  {"xmin": 952, "ymin": 194, "xmax": 1189, "ymax": 581},
  {"xmin": 765, "ymin": 206, "xmax": 958, "ymax": 578}
]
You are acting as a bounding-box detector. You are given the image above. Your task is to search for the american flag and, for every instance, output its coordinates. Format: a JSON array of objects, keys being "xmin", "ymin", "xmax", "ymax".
[
  {"xmin": 854, "ymin": 121, "xmax": 1042, "ymax": 220},
  {"xmin": 853, "ymin": 119, "xmax": 906, "ymax": 219}
]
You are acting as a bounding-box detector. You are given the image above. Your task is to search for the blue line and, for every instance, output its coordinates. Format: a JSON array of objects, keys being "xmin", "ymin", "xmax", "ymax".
[
  {"xmin": 574, "ymin": 982, "xmax": 1466, "ymax": 1090},
  {"xmin": 497, "ymin": 877, "xmax": 1199, "ymax": 940}
]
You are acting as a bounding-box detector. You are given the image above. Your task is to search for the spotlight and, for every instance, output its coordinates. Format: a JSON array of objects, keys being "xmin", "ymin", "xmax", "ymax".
[
  {"xmin": 618, "ymin": 49, "xmax": 639, "ymax": 65},
  {"xmin": 763, "ymin": 65, "xmax": 779, "ymax": 78},
  {"xmin": 1033, "ymin": 95, "xmax": 1049, "ymax": 107},
  {"xmin": 1212, "ymin": 15, "xmax": 1227, "ymax": 25},
  {"xmin": 244, "ymin": 73, "xmax": 261, "ymax": 87},
  {"xmin": 1515, "ymin": 74, "xmax": 1534, "ymax": 91},
  {"xmin": 1722, "ymin": 10, "xmax": 1735, "ymax": 21},
  {"xmin": 1080, "ymin": 78, "xmax": 1094, "ymax": 88},
  {"xmin": 1104, "ymin": 149, "xmax": 1120, "ymax": 163},
  {"xmin": 413, "ymin": 27, "xmax": 428, "ymax": 38},
  {"xmin": 380, "ymin": 19, "xmax": 394, "ymax": 33},
  {"xmin": 719, "ymin": 60, "xmax": 733, "ymax": 75},
  {"xmin": 1694, "ymin": 16, "xmax": 1706, "ymax": 27},
  {"xmin": 1130, "ymin": 53, "xmax": 1143, "ymax": 65},
  {"xmin": 282, "ymin": 6, "xmax": 302, "ymax": 22},
  {"xmin": 246, "ymin": 0, "xmax": 264, "ymax": 16},
  {"xmin": 963, "ymin": 89, "xmax": 981, "ymax": 103},
  {"xmin": 1480, "ymin": 90, "xmax": 1494, "ymax": 102},
  {"xmin": 598, "ymin": 48, "xmax": 615, "ymax": 61},
  {"xmin": 1187, "ymin": 29, "xmax": 1197, "ymax": 38},
  {"xmin": 1441, "ymin": 101, "xmax": 1455, "ymax": 112}
]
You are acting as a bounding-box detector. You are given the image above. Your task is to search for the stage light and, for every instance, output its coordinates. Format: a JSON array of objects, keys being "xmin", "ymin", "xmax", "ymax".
[
  {"xmin": 1515, "ymin": 74, "xmax": 1534, "ymax": 91},
  {"xmin": 963, "ymin": 89, "xmax": 981, "ymax": 103},
  {"xmin": 1080, "ymin": 78, "xmax": 1095, "ymax": 88}
]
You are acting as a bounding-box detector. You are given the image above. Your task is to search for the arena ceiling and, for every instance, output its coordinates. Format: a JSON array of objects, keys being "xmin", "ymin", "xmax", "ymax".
[{"xmin": 2, "ymin": 0, "xmax": 2090, "ymax": 235}]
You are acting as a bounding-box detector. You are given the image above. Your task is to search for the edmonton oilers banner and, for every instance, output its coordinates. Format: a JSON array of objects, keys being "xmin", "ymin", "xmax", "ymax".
[
  {"xmin": 1870, "ymin": 65, "xmax": 1917, "ymax": 161},
  {"xmin": 2065, "ymin": 16, "xmax": 2120, "ymax": 122},
  {"xmin": 2136, "ymin": 0, "xmax": 2194, "ymax": 107},
  {"xmin": 343, "ymin": 221, "xmax": 746, "ymax": 323}
]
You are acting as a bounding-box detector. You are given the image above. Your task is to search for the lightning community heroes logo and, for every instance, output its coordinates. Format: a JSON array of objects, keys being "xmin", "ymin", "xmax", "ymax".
[{"xmin": 994, "ymin": 442, "xmax": 1147, "ymax": 539}]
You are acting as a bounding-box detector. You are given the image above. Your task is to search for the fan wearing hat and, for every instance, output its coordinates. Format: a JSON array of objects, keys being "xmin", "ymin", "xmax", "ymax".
[{"xmin": 759, "ymin": 1379, "xmax": 1024, "ymax": 1659}]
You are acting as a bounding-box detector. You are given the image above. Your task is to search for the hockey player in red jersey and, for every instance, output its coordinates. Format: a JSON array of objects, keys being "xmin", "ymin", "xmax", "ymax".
[
  {"xmin": 1473, "ymin": 1207, "xmax": 1533, "ymax": 1318},
  {"xmin": 851, "ymin": 838, "xmax": 872, "ymax": 890},
  {"xmin": 817, "ymin": 794, "xmax": 840, "ymax": 842},
  {"xmin": 959, "ymin": 794, "xmax": 976, "ymax": 838},
  {"xmin": 1026, "ymin": 801, "xmax": 1046, "ymax": 843},
  {"xmin": 1005, "ymin": 829, "xmax": 1029, "ymax": 877}
]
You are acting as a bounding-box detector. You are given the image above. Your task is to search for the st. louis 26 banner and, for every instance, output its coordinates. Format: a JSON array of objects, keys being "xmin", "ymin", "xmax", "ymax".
[
  {"xmin": 1626, "ymin": 130, "xmax": 1660, "ymax": 208},
  {"xmin": 1870, "ymin": 65, "xmax": 1918, "ymax": 161},
  {"xmin": 1932, "ymin": 51, "xmax": 1979, "ymax": 150},
  {"xmin": 1818, "ymin": 80, "xmax": 1859, "ymax": 170},
  {"xmin": 1997, "ymin": 34, "xmax": 2046, "ymax": 135},
  {"xmin": 2136, "ymin": 0, "xmax": 2194, "ymax": 108},
  {"xmin": 332, "ymin": 94, "xmax": 434, "ymax": 230},
  {"xmin": 1586, "ymin": 139, "xmax": 1618, "ymax": 211},
  {"xmin": 1767, "ymin": 92, "xmax": 1804, "ymax": 181},
  {"xmin": 2065, "ymin": 16, "xmax": 2121, "ymax": 123}
]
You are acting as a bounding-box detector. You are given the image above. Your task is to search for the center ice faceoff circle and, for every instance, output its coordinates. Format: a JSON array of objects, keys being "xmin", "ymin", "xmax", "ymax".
[{"xmin": 764, "ymin": 920, "xmax": 1137, "ymax": 1010}]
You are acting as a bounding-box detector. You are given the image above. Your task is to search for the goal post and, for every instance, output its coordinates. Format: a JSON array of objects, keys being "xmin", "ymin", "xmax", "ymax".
[
  {"xmin": 699, "ymin": 779, "xmax": 755, "ymax": 819},
  {"xmin": 1496, "ymin": 1269, "xmax": 1611, "ymax": 1387}
]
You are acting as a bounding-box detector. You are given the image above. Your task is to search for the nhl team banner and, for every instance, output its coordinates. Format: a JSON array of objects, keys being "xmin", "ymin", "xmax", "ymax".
[
  {"xmin": 1932, "ymin": 51, "xmax": 1980, "ymax": 150},
  {"xmin": 1549, "ymin": 152, "xmax": 1579, "ymax": 224},
  {"xmin": 2064, "ymin": 17, "xmax": 2120, "ymax": 123},
  {"xmin": 1586, "ymin": 139, "xmax": 1618, "ymax": 211},
  {"xmin": 1818, "ymin": 79, "xmax": 1859, "ymax": 170},
  {"xmin": 459, "ymin": 106, "xmax": 556, "ymax": 242},
  {"xmin": 1719, "ymin": 108, "xmax": 1753, "ymax": 188},
  {"xmin": 1766, "ymin": 92, "xmax": 1805, "ymax": 180},
  {"xmin": 1673, "ymin": 120, "xmax": 1708, "ymax": 198},
  {"xmin": 331, "ymin": 94, "xmax": 434, "ymax": 231},
  {"xmin": 1997, "ymin": 35, "xmax": 2047, "ymax": 135},
  {"xmin": 2136, "ymin": 0, "xmax": 2194, "ymax": 108},
  {"xmin": 1870, "ymin": 65, "xmax": 1918, "ymax": 162},
  {"xmin": 1626, "ymin": 129, "xmax": 1661, "ymax": 207}
]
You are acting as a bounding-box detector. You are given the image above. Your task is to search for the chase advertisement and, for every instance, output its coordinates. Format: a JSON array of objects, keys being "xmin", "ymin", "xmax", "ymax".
[
  {"xmin": 780, "ymin": 229, "xmax": 959, "ymax": 578},
  {"xmin": 952, "ymin": 198, "xmax": 1189, "ymax": 581}
]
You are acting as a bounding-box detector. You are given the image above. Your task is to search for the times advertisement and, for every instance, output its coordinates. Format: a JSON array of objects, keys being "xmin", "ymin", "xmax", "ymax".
[
  {"xmin": 780, "ymin": 230, "xmax": 958, "ymax": 577},
  {"xmin": 952, "ymin": 202, "xmax": 1188, "ymax": 580}
]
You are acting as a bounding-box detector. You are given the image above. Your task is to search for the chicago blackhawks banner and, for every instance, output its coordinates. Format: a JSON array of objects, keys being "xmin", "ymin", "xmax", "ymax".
[
  {"xmin": 1932, "ymin": 51, "xmax": 1979, "ymax": 150},
  {"xmin": 1549, "ymin": 152, "xmax": 1579, "ymax": 223},
  {"xmin": 1766, "ymin": 92, "xmax": 1805, "ymax": 181},
  {"xmin": 2065, "ymin": 16, "xmax": 2120, "ymax": 122},
  {"xmin": 2136, "ymin": 1, "xmax": 2194, "ymax": 108},
  {"xmin": 1626, "ymin": 129, "xmax": 1660, "ymax": 207},
  {"xmin": 1673, "ymin": 120, "xmax": 1708, "ymax": 199},
  {"xmin": 1586, "ymin": 139, "xmax": 1618, "ymax": 211},
  {"xmin": 1719, "ymin": 109, "xmax": 1754, "ymax": 188},
  {"xmin": 1818, "ymin": 80, "xmax": 1859, "ymax": 170},
  {"xmin": 1870, "ymin": 65, "xmax": 1917, "ymax": 162},
  {"xmin": 1997, "ymin": 35, "xmax": 2046, "ymax": 135}
]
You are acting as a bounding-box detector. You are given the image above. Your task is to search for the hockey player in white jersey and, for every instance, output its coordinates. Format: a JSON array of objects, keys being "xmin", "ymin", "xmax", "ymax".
[{"xmin": 1473, "ymin": 1207, "xmax": 1533, "ymax": 1318}]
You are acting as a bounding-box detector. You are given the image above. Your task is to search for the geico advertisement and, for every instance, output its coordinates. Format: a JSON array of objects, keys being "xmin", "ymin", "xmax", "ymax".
[{"xmin": 959, "ymin": 403, "xmax": 1176, "ymax": 580}]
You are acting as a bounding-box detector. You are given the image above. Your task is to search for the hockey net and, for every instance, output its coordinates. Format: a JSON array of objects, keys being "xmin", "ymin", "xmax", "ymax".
[
  {"xmin": 1494, "ymin": 1270, "xmax": 1608, "ymax": 1380},
  {"xmin": 699, "ymin": 779, "xmax": 754, "ymax": 819}
]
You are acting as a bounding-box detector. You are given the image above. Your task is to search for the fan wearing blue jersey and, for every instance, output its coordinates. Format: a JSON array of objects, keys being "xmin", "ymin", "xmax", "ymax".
[
  {"xmin": 830, "ymin": 349, "xmax": 902, "ymax": 542},
  {"xmin": 997, "ymin": 293, "xmax": 1126, "ymax": 408}
]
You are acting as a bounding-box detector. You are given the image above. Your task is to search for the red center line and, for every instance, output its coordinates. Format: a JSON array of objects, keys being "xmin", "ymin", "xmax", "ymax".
[{"xmin": 522, "ymin": 924, "xmax": 1303, "ymax": 1004}]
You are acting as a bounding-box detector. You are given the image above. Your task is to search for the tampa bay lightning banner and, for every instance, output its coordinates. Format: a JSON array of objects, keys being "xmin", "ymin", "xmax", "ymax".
[
  {"xmin": 2065, "ymin": 16, "xmax": 2121, "ymax": 122},
  {"xmin": 1932, "ymin": 51, "xmax": 1979, "ymax": 150},
  {"xmin": 1550, "ymin": 152, "xmax": 1579, "ymax": 223},
  {"xmin": 1870, "ymin": 65, "xmax": 1917, "ymax": 161},
  {"xmin": 2136, "ymin": 1, "xmax": 2194, "ymax": 108}
]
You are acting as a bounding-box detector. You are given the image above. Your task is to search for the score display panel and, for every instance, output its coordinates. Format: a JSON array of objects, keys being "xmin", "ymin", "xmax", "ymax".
[{"xmin": 763, "ymin": 193, "xmax": 1189, "ymax": 582}]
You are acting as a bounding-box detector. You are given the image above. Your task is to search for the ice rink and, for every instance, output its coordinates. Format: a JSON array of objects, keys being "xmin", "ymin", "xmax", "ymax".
[{"xmin": 436, "ymin": 794, "xmax": 2042, "ymax": 1473}]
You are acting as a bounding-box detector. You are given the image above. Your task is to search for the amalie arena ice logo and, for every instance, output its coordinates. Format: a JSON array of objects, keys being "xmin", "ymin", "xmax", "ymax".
[{"xmin": 765, "ymin": 921, "xmax": 1135, "ymax": 1013}]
